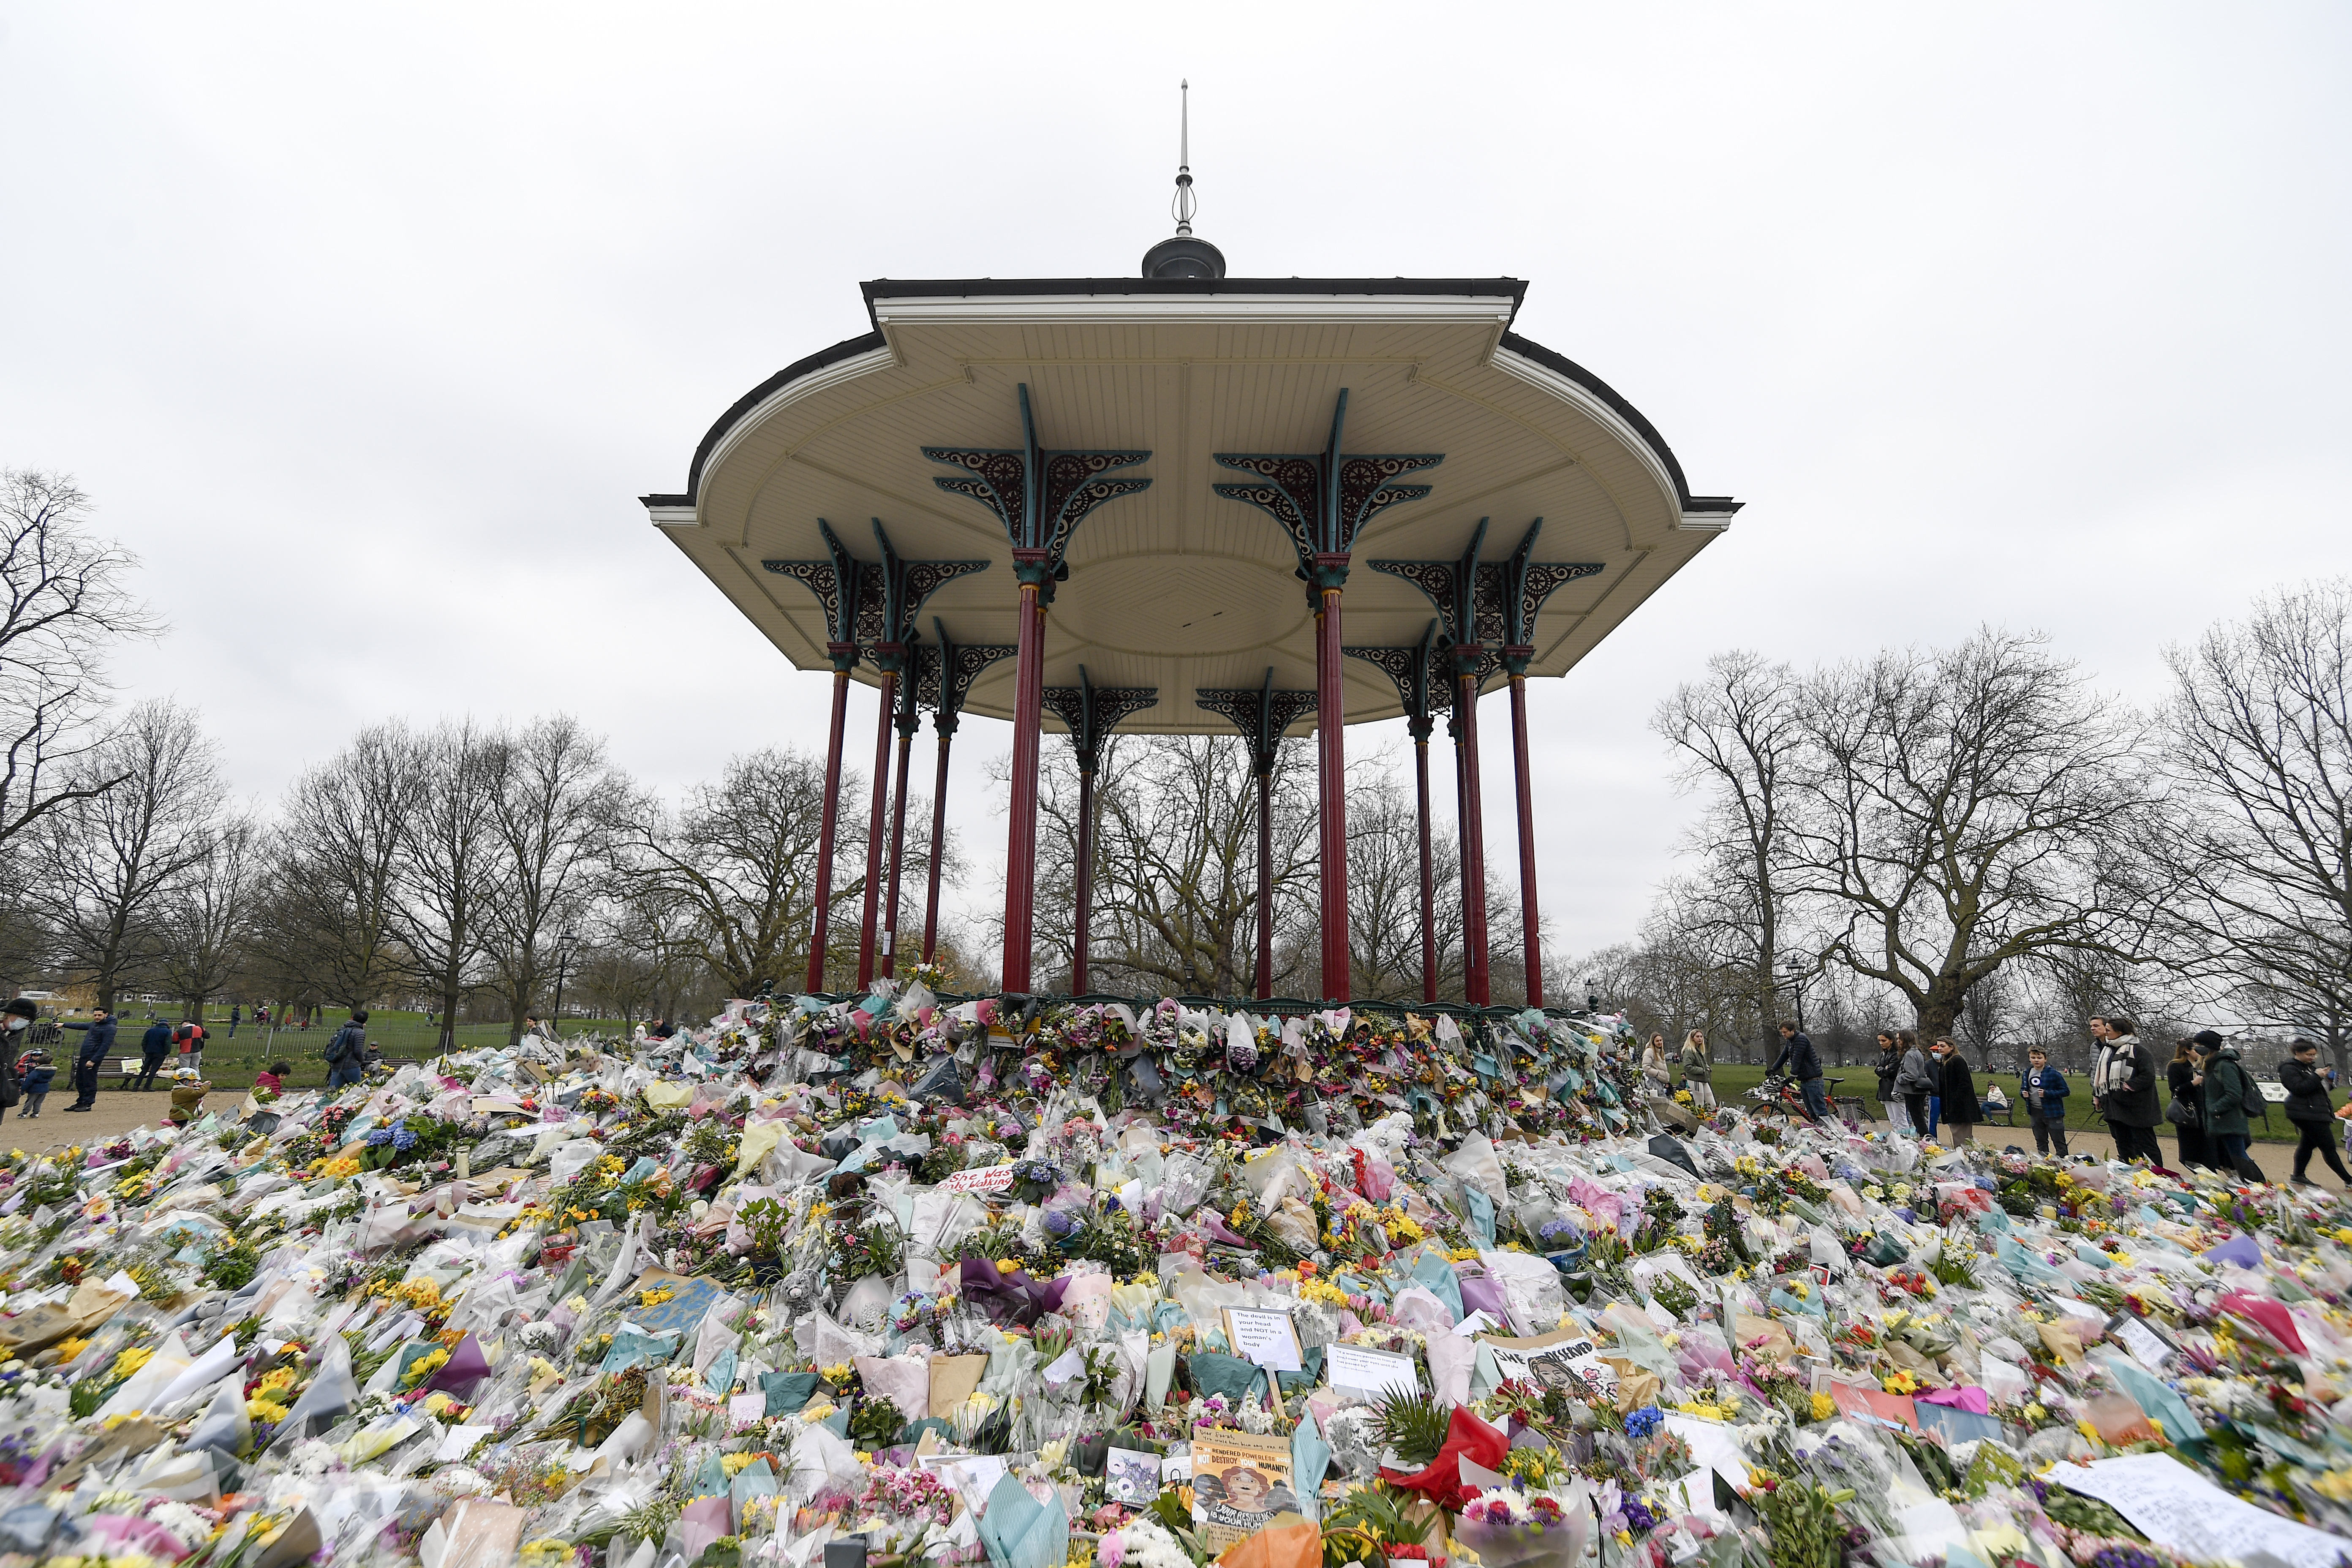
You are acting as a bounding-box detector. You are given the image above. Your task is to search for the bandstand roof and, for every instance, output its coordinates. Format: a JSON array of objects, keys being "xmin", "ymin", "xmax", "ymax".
[{"xmin": 642, "ymin": 275, "xmax": 1739, "ymax": 732}]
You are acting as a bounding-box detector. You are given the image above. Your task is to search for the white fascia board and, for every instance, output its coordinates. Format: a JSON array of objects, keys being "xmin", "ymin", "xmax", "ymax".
[
  {"xmin": 868, "ymin": 293, "xmax": 1519, "ymax": 330},
  {"xmin": 1486, "ymin": 342, "xmax": 1687, "ymax": 533},
  {"xmin": 644, "ymin": 503, "xmax": 699, "ymax": 528},
  {"xmin": 691, "ymin": 343, "xmax": 900, "ymax": 514}
]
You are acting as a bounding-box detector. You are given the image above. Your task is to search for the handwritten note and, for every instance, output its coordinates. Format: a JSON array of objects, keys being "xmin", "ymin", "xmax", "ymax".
[
  {"xmin": 941, "ymin": 1164, "xmax": 1015, "ymax": 1195},
  {"xmin": 1222, "ymin": 1307, "xmax": 1303, "ymax": 1373},
  {"xmin": 2048, "ymin": 1455, "xmax": 2347, "ymax": 1568},
  {"xmin": 2112, "ymin": 1316, "xmax": 2174, "ymax": 1372}
]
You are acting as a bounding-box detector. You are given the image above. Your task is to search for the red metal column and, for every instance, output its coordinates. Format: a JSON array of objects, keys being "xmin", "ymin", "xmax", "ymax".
[
  {"xmin": 807, "ymin": 661, "xmax": 853, "ymax": 994},
  {"xmin": 1415, "ymin": 734, "xmax": 1436, "ymax": 1005},
  {"xmin": 922, "ymin": 731, "xmax": 952, "ymax": 964},
  {"xmin": 1315, "ymin": 581, "xmax": 1349, "ymax": 1002},
  {"xmin": 1509, "ymin": 672, "xmax": 1542, "ymax": 1007},
  {"xmin": 1001, "ymin": 571, "xmax": 1048, "ymax": 992},
  {"xmin": 1255, "ymin": 767, "xmax": 1274, "ymax": 999},
  {"xmin": 1073, "ymin": 765, "xmax": 1097, "ymax": 994},
  {"xmin": 1457, "ymin": 670, "xmax": 1490, "ymax": 1006},
  {"xmin": 881, "ymin": 719, "xmax": 914, "ymax": 980},
  {"xmin": 855, "ymin": 666, "xmax": 898, "ymax": 988}
]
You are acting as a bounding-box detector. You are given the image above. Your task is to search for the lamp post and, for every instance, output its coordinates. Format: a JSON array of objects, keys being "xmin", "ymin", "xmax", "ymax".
[
  {"xmin": 1781, "ymin": 956, "xmax": 1808, "ymax": 1033},
  {"xmin": 549, "ymin": 928, "xmax": 580, "ymax": 1039},
  {"xmin": 1585, "ymin": 978, "xmax": 1601, "ymax": 1015}
]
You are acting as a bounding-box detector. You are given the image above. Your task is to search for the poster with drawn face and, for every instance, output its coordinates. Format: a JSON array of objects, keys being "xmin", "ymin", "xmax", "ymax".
[
  {"xmin": 1190, "ymin": 1429, "xmax": 1299, "ymax": 1550},
  {"xmin": 1478, "ymin": 1329, "xmax": 1619, "ymax": 1400}
]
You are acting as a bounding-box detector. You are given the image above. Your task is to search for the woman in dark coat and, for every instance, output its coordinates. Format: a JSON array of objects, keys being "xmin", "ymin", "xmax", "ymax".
[
  {"xmin": 1935, "ymin": 1037, "xmax": 1979, "ymax": 1144},
  {"xmin": 2167, "ymin": 1039, "xmax": 2213, "ymax": 1170}
]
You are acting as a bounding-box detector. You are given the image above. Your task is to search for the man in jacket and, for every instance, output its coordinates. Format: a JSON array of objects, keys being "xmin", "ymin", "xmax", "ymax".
[
  {"xmin": 2198, "ymin": 1033, "xmax": 2266, "ymax": 1181},
  {"xmin": 324, "ymin": 1008, "xmax": 370, "ymax": 1089},
  {"xmin": 2089, "ymin": 1015, "xmax": 2163, "ymax": 1164},
  {"xmin": 1767, "ymin": 1020, "xmax": 1830, "ymax": 1122},
  {"xmin": 2280, "ymin": 1039, "xmax": 2351, "ymax": 1187},
  {"xmin": 60, "ymin": 1006, "xmax": 117, "ymax": 1111},
  {"xmin": 1892, "ymin": 1030, "xmax": 1936, "ymax": 1136},
  {"xmin": 2020, "ymin": 1046, "xmax": 2070, "ymax": 1157},
  {"xmin": 1934, "ymin": 1038, "xmax": 1979, "ymax": 1144},
  {"xmin": 135, "ymin": 1017, "xmax": 173, "ymax": 1090}
]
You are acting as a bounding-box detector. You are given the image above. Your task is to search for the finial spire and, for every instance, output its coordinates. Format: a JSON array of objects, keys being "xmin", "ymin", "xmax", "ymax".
[
  {"xmin": 1172, "ymin": 80, "xmax": 1196, "ymax": 236},
  {"xmin": 1141, "ymin": 81, "xmax": 1224, "ymax": 279}
]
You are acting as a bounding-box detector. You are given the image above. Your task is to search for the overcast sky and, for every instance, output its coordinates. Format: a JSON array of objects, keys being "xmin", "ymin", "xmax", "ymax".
[{"xmin": 4, "ymin": 3, "xmax": 2348, "ymax": 979}]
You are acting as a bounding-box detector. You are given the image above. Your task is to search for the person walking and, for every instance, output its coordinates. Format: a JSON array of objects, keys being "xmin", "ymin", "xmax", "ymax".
[
  {"xmin": 2196, "ymin": 1031, "xmax": 2265, "ymax": 1182},
  {"xmin": 229, "ymin": 1004, "xmax": 241, "ymax": 1040},
  {"xmin": 16, "ymin": 1049, "xmax": 52, "ymax": 1117},
  {"xmin": 134, "ymin": 1016, "xmax": 173, "ymax": 1090},
  {"xmin": 2021, "ymin": 1046, "xmax": 2070, "ymax": 1157},
  {"xmin": 1933, "ymin": 1038, "xmax": 1979, "ymax": 1144},
  {"xmin": 2279, "ymin": 1039, "xmax": 2352, "ymax": 1188},
  {"xmin": 324, "ymin": 1008, "xmax": 370, "ymax": 1089},
  {"xmin": 1641, "ymin": 1033, "xmax": 1672, "ymax": 1098},
  {"xmin": 2089, "ymin": 1014, "xmax": 2163, "ymax": 1165},
  {"xmin": 1678, "ymin": 1029, "xmax": 1716, "ymax": 1111},
  {"xmin": 1872, "ymin": 1032, "xmax": 1910, "ymax": 1132},
  {"xmin": 1892, "ymin": 1029, "xmax": 1934, "ymax": 1137},
  {"xmin": 1767, "ymin": 1019, "xmax": 1831, "ymax": 1122},
  {"xmin": 2165, "ymin": 1039, "xmax": 2213, "ymax": 1171},
  {"xmin": 59, "ymin": 1005, "xmax": 117, "ymax": 1111}
]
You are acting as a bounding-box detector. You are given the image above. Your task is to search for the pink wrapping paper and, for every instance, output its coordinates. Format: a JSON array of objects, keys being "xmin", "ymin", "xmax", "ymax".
[{"xmin": 1916, "ymin": 1385, "xmax": 1991, "ymax": 1414}]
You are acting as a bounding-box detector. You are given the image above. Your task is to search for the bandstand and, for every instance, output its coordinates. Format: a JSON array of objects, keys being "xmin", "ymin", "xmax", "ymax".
[{"xmin": 642, "ymin": 164, "xmax": 1737, "ymax": 1011}]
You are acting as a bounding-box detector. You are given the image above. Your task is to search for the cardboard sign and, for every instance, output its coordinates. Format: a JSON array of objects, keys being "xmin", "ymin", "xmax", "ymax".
[
  {"xmin": 940, "ymin": 1164, "xmax": 1015, "ymax": 1195},
  {"xmin": 1191, "ymin": 1428, "xmax": 1298, "ymax": 1550}
]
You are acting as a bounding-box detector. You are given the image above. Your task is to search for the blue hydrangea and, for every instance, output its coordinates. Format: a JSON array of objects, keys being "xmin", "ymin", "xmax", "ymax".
[
  {"xmin": 367, "ymin": 1127, "xmax": 395, "ymax": 1146},
  {"xmin": 1041, "ymin": 1208, "xmax": 1079, "ymax": 1238},
  {"xmin": 1623, "ymin": 1405, "xmax": 1665, "ymax": 1442},
  {"xmin": 392, "ymin": 1127, "xmax": 417, "ymax": 1151}
]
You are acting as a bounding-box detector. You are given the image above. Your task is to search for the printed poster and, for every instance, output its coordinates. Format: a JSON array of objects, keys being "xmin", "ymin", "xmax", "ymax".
[{"xmin": 1190, "ymin": 1429, "xmax": 1299, "ymax": 1550}]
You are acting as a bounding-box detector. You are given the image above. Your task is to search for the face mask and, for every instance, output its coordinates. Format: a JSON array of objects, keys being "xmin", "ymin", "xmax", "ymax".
[{"xmin": 3, "ymin": 1018, "xmax": 23, "ymax": 1033}]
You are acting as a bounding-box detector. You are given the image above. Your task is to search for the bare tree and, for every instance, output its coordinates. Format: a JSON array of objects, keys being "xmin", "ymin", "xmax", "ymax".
[
  {"xmin": 1346, "ymin": 762, "xmax": 1466, "ymax": 1002},
  {"xmin": 44, "ymin": 699, "xmax": 225, "ymax": 1010},
  {"xmin": 1654, "ymin": 651, "xmax": 1804, "ymax": 1063},
  {"xmin": 0, "ymin": 471, "xmax": 162, "ymax": 857},
  {"xmin": 1787, "ymin": 629, "xmax": 2161, "ymax": 1043},
  {"xmin": 1016, "ymin": 733, "xmax": 1319, "ymax": 996},
  {"xmin": 485, "ymin": 716, "xmax": 626, "ymax": 1043},
  {"xmin": 616, "ymin": 749, "xmax": 860, "ymax": 999},
  {"xmin": 2161, "ymin": 580, "xmax": 2352, "ymax": 1077},
  {"xmin": 392, "ymin": 721, "xmax": 504, "ymax": 1052},
  {"xmin": 257, "ymin": 723, "xmax": 424, "ymax": 1012},
  {"xmin": 158, "ymin": 808, "xmax": 264, "ymax": 1021}
]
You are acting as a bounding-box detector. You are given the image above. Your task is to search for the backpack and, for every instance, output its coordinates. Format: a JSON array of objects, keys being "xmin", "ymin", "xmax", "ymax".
[{"xmin": 327, "ymin": 1023, "xmax": 362, "ymax": 1064}]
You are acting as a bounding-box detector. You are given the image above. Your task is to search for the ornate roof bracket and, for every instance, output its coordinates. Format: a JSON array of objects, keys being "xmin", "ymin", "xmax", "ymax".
[
  {"xmin": 1211, "ymin": 390, "xmax": 1443, "ymax": 604},
  {"xmin": 1343, "ymin": 619, "xmax": 1454, "ymax": 742},
  {"xmin": 856, "ymin": 519, "xmax": 990, "ymax": 674},
  {"xmin": 915, "ymin": 618, "xmax": 1017, "ymax": 739},
  {"xmin": 1195, "ymin": 668, "xmax": 1318, "ymax": 776},
  {"xmin": 922, "ymin": 384, "xmax": 1152, "ymax": 599},
  {"xmin": 761, "ymin": 518, "xmax": 884, "ymax": 673},
  {"xmin": 1473, "ymin": 518, "xmax": 1604, "ymax": 677},
  {"xmin": 1042, "ymin": 666, "xmax": 1160, "ymax": 773},
  {"xmin": 1372, "ymin": 517, "xmax": 1510, "ymax": 730}
]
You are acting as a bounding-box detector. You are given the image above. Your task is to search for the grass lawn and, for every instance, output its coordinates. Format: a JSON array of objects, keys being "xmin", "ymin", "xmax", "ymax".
[
  {"xmin": 102, "ymin": 1007, "xmax": 631, "ymax": 1092},
  {"xmin": 1691, "ymin": 1061, "xmax": 2309, "ymax": 1144}
]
